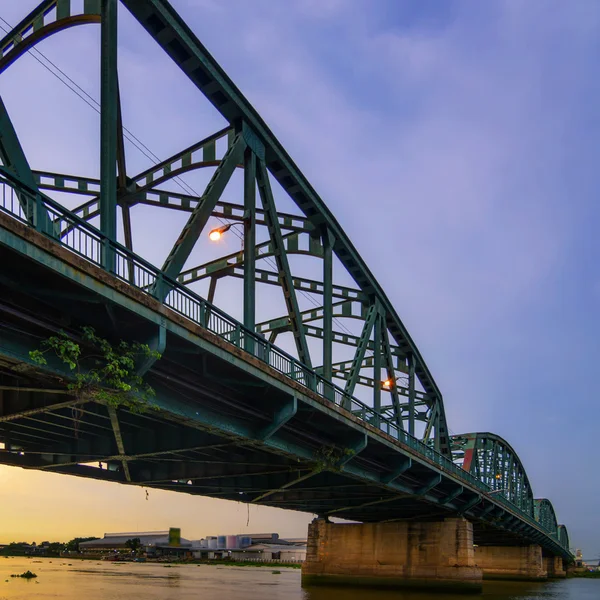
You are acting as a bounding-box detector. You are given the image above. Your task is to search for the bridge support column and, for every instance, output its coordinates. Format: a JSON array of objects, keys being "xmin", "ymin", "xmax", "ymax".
[
  {"xmin": 301, "ymin": 517, "xmax": 482, "ymax": 593},
  {"xmin": 544, "ymin": 556, "xmax": 566, "ymax": 578},
  {"xmin": 474, "ymin": 545, "xmax": 547, "ymax": 581}
]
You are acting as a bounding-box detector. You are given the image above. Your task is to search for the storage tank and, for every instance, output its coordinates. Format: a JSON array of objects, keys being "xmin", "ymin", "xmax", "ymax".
[
  {"xmin": 217, "ymin": 536, "xmax": 226, "ymax": 549},
  {"xmin": 238, "ymin": 536, "xmax": 251, "ymax": 548},
  {"xmin": 208, "ymin": 537, "xmax": 217, "ymax": 549},
  {"xmin": 226, "ymin": 535, "xmax": 238, "ymax": 549}
]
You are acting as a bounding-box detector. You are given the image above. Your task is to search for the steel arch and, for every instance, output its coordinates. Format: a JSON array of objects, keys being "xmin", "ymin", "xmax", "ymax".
[
  {"xmin": 0, "ymin": 0, "xmax": 101, "ymax": 76},
  {"xmin": 558, "ymin": 524, "xmax": 570, "ymax": 550},
  {"xmin": 451, "ymin": 432, "xmax": 534, "ymax": 516},
  {"xmin": 534, "ymin": 499, "xmax": 559, "ymax": 537}
]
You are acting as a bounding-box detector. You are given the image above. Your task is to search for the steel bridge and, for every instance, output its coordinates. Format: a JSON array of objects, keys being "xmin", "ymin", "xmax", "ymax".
[{"xmin": 0, "ymin": 0, "xmax": 571, "ymax": 565}]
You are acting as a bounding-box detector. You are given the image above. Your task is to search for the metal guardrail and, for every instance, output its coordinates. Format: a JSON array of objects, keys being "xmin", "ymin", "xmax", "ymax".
[{"xmin": 0, "ymin": 174, "xmax": 567, "ymax": 553}]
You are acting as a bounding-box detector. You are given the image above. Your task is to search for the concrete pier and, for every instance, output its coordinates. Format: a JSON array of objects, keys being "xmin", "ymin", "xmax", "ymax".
[
  {"xmin": 301, "ymin": 517, "xmax": 482, "ymax": 593},
  {"xmin": 474, "ymin": 545, "xmax": 547, "ymax": 581},
  {"xmin": 544, "ymin": 555, "xmax": 566, "ymax": 578}
]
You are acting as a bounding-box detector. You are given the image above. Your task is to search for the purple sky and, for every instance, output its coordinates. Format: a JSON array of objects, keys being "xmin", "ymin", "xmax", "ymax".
[{"xmin": 1, "ymin": 0, "xmax": 599, "ymax": 556}]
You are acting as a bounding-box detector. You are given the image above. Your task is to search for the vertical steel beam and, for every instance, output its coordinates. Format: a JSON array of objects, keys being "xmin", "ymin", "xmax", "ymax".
[
  {"xmin": 408, "ymin": 353, "xmax": 416, "ymax": 436},
  {"xmin": 256, "ymin": 159, "xmax": 312, "ymax": 368},
  {"xmin": 491, "ymin": 440, "xmax": 498, "ymax": 489},
  {"xmin": 207, "ymin": 276, "xmax": 217, "ymax": 304},
  {"xmin": 243, "ymin": 148, "xmax": 256, "ymax": 334},
  {"xmin": 434, "ymin": 410, "xmax": 441, "ymax": 452},
  {"xmin": 373, "ymin": 310, "xmax": 382, "ymax": 423},
  {"xmin": 507, "ymin": 452, "xmax": 515, "ymax": 504},
  {"xmin": 121, "ymin": 202, "xmax": 134, "ymax": 282},
  {"xmin": 100, "ymin": 0, "xmax": 118, "ymax": 270},
  {"xmin": 382, "ymin": 327, "xmax": 403, "ymax": 431},
  {"xmin": 122, "ymin": 204, "xmax": 133, "ymax": 250},
  {"xmin": 115, "ymin": 77, "xmax": 127, "ymax": 190},
  {"xmin": 322, "ymin": 228, "xmax": 334, "ymax": 384},
  {"xmin": 118, "ymin": 78, "xmax": 133, "ymax": 281}
]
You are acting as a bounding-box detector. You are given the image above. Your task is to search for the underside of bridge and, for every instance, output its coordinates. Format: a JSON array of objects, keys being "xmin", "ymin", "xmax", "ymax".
[
  {"xmin": 0, "ymin": 224, "xmax": 571, "ymax": 553},
  {"xmin": 0, "ymin": 0, "xmax": 572, "ymax": 593}
]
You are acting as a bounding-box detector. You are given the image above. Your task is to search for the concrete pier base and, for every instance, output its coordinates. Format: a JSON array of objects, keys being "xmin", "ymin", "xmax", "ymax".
[
  {"xmin": 545, "ymin": 556, "xmax": 566, "ymax": 578},
  {"xmin": 301, "ymin": 517, "xmax": 482, "ymax": 593},
  {"xmin": 474, "ymin": 545, "xmax": 547, "ymax": 581}
]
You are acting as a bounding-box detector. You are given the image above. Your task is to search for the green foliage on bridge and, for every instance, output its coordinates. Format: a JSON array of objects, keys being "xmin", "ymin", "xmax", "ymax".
[{"xmin": 29, "ymin": 326, "xmax": 161, "ymax": 413}]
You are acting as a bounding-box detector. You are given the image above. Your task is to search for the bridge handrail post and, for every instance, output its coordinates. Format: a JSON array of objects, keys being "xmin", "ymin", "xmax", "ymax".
[
  {"xmin": 198, "ymin": 298, "xmax": 207, "ymax": 327},
  {"xmin": 289, "ymin": 359, "xmax": 297, "ymax": 382},
  {"xmin": 33, "ymin": 192, "xmax": 46, "ymax": 235},
  {"xmin": 243, "ymin": 330, "xmax": 254, "ymax": 355},
  {"xmin": 101, "ymin": 237, "xmax": 115, "ymax": 274}
]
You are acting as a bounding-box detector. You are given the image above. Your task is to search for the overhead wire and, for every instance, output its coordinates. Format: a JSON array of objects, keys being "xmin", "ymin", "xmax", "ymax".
[{"xmin": 0, "ymin": 16, "xmax": 357, "ymax": 343}]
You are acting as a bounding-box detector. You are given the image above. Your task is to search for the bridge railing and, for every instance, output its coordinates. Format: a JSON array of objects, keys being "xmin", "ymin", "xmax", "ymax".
[{"xmin": 0, "ymin": 173, "xmax": 568, "ymax": 553}]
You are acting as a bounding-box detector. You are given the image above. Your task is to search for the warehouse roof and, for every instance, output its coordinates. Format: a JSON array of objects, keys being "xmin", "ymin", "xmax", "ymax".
[{"xmin": 79, "ymin": 532, "xmax": 191, "ymax": 548}]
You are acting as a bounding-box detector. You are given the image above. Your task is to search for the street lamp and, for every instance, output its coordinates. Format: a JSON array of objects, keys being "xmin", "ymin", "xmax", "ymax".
[
  {"xmin": 381, "ymin": 378, "xmax": 394, "ymax": 390},
  {"xmin": 208, "ymin": 221, "xmax": 247, "ymax": 246}
]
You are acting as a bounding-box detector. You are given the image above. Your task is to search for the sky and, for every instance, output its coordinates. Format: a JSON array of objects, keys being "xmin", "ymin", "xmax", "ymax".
[{"xmin": 1, "ymin": 0, "xmax": 599, "ymax": 556}]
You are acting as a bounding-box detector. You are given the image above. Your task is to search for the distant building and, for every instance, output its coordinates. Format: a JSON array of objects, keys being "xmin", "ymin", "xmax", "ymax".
[
  {"xmin": 189, "ymin": 532, "xmax": 306, "ymax": 562},
  {"xmin": 78, "ymin": 529, "xmax": 306, "ymax": 562},
  {"xmin": 79, "ymin": 529, "xmax": 192, "ymax": 558}
]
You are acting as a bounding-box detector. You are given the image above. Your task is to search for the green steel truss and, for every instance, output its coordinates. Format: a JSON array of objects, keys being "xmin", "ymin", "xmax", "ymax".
[
  {"xmin": 452, "ymin": 433, "xmax": 569, "ymax": 543},
  {"xmin": 0, "ymin": 0, "xmax": 573, "ymax": 557},
  {"xmin": 558, "ymin": 524, "xmax": 570, "ymax": 550},
  {"xmin": 534, "ymin": 499, "xmax": 559, "ymax": 535},
  {"xmin": 0, "ymin": 0, "xmax": 450, "ymax": 453}
]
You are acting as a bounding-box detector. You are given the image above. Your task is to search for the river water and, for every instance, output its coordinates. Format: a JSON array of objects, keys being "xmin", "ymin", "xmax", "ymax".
[{"xmin": 0, "ymin": 557, "xmax": 596, "ymax": 599}]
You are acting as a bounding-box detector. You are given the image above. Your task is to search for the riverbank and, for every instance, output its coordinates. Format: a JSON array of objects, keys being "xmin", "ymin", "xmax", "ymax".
[{"xmin": 3, "ymin": 554, "xmax": 301, "ymax": 568}]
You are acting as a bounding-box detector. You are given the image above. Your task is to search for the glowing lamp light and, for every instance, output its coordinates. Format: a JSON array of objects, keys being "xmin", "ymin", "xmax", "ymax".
[
  {"xmin": 208, "ymin": 223, "xmax": 234, "ymax": 241},
  {"xmin": 382, "ymin": 379, "xmax": 393, "ymax": 390},
  {"xmin": 495, "ymin": 473, "xmax": 502, "ymax": 480}
]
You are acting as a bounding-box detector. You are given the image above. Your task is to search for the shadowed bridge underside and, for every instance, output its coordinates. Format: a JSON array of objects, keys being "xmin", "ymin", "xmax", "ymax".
[{"xmin": 0, "ymin": 218, "xmax": 569, "ymax": 557}]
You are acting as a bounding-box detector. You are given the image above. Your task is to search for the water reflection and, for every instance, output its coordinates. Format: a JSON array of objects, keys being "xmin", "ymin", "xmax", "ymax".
[
  {"xmin": 302, "ymin": 579, "xmax": 598, "ymax": 600},
  {"xmin": 0, "ymin": 557, "xmax": 597, "ymax": 600}
]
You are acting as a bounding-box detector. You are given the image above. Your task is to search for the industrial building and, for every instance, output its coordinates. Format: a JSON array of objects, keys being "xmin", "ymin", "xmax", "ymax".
[
  {"xmin": 79, "ymin": 528, "xmax": 192, "ymax": 558},
  {"xmin": 78, "ymin": 530, "xmax": 306, "ymax": 562},
  {"xmin": 191, "ymin": 532, "xmax": 306, "ymax": 562}
]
